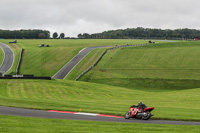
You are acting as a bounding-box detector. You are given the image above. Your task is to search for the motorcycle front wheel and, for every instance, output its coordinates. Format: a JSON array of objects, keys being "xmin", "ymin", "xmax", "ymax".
[
  {"xmin": 142, "ymin": 111, "xmax": 151, "ymax": 120},
  {"xmin": 124, "ymin": 112, "xmax": 131, "ymax": 119}
]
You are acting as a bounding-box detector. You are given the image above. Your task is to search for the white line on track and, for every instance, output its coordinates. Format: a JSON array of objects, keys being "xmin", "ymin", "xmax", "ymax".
[{"xmin": 75, "ymin": 112, "xmax": 100, "ymax": 116}]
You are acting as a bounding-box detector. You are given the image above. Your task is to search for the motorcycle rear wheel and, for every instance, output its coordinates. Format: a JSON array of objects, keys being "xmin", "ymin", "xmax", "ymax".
[
  {"xmin": 142, "ymin": 111, "xmax": 151, "ymax": 120},
  {"xmin": 124, "ymin": 112, "xmax": 131, "ymax": 119}
]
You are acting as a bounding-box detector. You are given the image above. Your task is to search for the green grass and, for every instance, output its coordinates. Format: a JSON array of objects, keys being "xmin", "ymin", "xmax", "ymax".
[
  {"xmin": 0, "ymin": 79, "xmax": 199, "ymax": 121},
  {"xmin": 0, "ymin": 115, "xmax": 200, "ymax": 133},
  {"xmin": 0, "ymin": 47, "xmax": 4, "ymax": 68},
  {"xmin": 84, "ymin": 78, "xmax": 200, "ymax": 92},
  {"xmin": 79, "ymin": 41, "xmax": 200, "ymax": 91},
  {"xmin": 0, "ymin": 39, "xmax": 159, "ymax": 77},
  {"xmin": 80, "ymin": 41, "xmax": 200, "ymax": 80}
]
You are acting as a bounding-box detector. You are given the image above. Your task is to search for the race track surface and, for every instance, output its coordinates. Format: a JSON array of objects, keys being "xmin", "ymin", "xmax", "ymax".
[
  {"xmin": 0, "ymin": 106, "xmax": 199, "ymax": 126},
  {"xmin": 0, "ymin": 43, "xmax": 14, "ymax": 75},
  {"xmin": 52, "ymin": 46, "xmax": 111, "ymax": 79}
]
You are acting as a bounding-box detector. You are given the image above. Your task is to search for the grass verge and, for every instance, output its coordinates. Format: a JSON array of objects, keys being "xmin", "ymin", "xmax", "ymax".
[
  {"xmin": 0, "ymin": 115, "xmax": 200, "ymax": 133},
  {"xmin": 0, "ymin": 47, "xmax": 4, "ymax": 68}
]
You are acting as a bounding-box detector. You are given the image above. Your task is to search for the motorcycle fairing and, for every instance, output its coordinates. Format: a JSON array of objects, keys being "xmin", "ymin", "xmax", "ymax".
[{"xmin": 143, "ymin": 107, "xmax": 154, "ymax": 112}]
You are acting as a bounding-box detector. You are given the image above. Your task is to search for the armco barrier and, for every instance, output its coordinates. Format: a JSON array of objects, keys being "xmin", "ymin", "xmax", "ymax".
[
  {"xmin": 16, "ymin": 48, "xmax": 24, "ymax": 75},
  {"xmin": 75, "ymin": 43, "xmax": 148, "ymax": 81}
]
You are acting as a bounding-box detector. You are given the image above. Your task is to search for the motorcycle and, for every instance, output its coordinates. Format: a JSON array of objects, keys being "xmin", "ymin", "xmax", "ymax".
[{"xmin": 124, "ymin": 105, "xmax": 154, "ymax": 120}]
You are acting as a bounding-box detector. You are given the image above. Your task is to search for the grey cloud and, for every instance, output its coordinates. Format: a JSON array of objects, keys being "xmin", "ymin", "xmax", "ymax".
[{"xmin": 0, "ymin": 0, "xmax": 200, "ymax": 37}]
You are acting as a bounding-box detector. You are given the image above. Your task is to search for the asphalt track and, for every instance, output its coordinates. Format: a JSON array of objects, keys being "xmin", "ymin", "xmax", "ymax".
[
  {"xmin": 52, "ymin": 46, "xmax": 112, "ymax": 79},
  {"xmin": 0, "ymin": 43, "xmax": 14, "ymax": 75},
  {"xmin": 0, "ymin": 106, "xmax": 199, "ymax": 126}
]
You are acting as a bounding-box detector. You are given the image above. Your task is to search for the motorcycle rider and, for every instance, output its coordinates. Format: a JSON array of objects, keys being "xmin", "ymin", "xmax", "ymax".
[
  {"xmin": 137, "ymin": 102, "xmax": 147, "ymax": 112},
  {"xmin": 130, "ymin": 102, "xmax": 147, "ymax": 112}
]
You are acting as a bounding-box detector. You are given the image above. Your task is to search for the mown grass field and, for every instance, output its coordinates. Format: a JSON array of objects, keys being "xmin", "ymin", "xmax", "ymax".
[
  {"xmin": 80, "ymin": 41, "xmax": 200, "ymax": 86},
  {"xmin": 1, "ymin": 115, "xmax": 200, "ymax": 133},
  {"xmin": 0, "ymin": 47, "xmax": 4, "ymax": 68},
  {"xmin": 0, "ymin": 39, "xmax": 150, "ymax": 77},
  {"xmin": 0, "ymin": 79, "xmax": 199, "ymax": 121}
]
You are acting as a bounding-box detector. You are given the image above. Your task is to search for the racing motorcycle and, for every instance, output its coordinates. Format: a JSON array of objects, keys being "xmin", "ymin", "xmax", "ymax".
[{"xmin": 124, "ymin": 105, "xmax": 154, "ymax": 120}]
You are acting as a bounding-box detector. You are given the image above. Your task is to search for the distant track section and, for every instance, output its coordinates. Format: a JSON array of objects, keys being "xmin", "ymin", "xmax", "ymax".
[
  {"xmin": 0, "ymin": 43, "xmax": 14, "ymax": 75},
  {"xmin": 75, "ymin": 44, "xmax": 148, "ymax": 81},
  {"xmin": 52, "ymin": 46, "xmax": 111, "ymax": 79}
]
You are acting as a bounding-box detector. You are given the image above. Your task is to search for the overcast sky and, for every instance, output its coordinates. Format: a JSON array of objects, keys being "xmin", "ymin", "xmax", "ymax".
[{"xmin": 1, "ymin": 0, "xmax": 200, "ymax": 37}]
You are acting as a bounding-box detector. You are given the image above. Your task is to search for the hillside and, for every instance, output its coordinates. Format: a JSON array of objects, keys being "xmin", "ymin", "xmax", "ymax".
[
  {"xmin": 79, "ymin": 41, "xmax": 200, "ymax": 89},
  {"xmin": 0, "ymin": 39, "xmax": 149, "ymax": 77},
  {"xmin": 93, "ymin": 41, "xmax": 200, "ymax": 80},
  {"xmin": 0, "ymin": 79, "xmax": 199, "ymax": 121}
]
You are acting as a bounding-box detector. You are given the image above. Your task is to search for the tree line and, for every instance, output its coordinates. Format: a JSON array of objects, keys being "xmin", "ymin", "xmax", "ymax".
[
  {"xmin": 2, "ymin": 28, "xmax": 200, "ymax": 40},
  {"xmin": 0, "ymin": 29, "xmax": 50, "ymax": 39},
  {"xmin": 77, "ymin": 27, "xmax": 200, "ymax": 39}
]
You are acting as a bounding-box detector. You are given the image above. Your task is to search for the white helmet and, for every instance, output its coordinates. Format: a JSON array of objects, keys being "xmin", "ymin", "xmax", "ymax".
[{"xmin": 138, "ymin": 101, "xmax": 143, "ymax": 105}]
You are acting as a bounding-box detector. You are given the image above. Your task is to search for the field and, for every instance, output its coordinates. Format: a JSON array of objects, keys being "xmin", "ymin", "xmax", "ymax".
[
  {"xmin": 79, "ymin": 41, "xmax": 200, "ymax": 87},
  {"xmin": 0, "ymin": 39, "xmax": 200, "ymax": 132},
  {"xmin": 0, "ymin": 39, "xmax": 150, "ymax": 76},
  {"xmin": 1, "ymin": 115, "xmax": 200, "ymax": 133}
]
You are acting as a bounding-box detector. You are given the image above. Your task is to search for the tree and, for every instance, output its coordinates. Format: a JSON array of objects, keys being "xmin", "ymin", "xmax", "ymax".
[
  {"xmin": 77, "ymin": 33, "xmax": 83, "ymax": 38},
  {"xmin": 82, "ymin": 33, "xmax": 90, "ymax": 39},
  {"xmin": 38, "ymin": 33, "xmax": 46, "ymax": 39},
  {"xmin": 60, "ymin": 33, "xmax": 65, "ymax": 39},
  {"xmin": 53, "ymin": 32, "xmax": 58, "ymax": 39}
]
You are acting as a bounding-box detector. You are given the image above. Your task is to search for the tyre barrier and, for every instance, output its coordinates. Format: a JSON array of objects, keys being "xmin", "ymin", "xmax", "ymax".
[{"xmin": 75, "ymin": 43, "xmax": 148, "ymax": 81}]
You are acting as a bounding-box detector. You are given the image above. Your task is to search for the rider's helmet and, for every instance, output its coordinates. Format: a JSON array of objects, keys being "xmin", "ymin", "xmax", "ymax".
[{"xmin": 138, "ymin": 101, "xmax": 143, "ymax": 105}]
